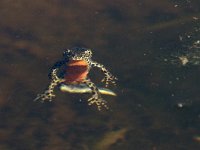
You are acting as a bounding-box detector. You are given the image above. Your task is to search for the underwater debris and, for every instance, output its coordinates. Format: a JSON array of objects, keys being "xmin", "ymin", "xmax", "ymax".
[
  {"xmin": 178, "ymin": 56, "xmax": 189, "ymax": 66},
  {"xmin": 165, "ymin": 40, "xmax": 200, "ymax": 66},
  {"xmin": 94, "ymin": 128, "xmax": 127, "ymax": 150}
]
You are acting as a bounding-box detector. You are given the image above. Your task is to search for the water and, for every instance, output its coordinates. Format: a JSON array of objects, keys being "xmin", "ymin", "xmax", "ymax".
[{"xmin": 0, "ymin": 0, "xmax": 200, "ymax": 149}]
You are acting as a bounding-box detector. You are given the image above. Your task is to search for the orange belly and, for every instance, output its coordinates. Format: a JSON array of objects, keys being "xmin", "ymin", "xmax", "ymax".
[{"xmin": 64, "ymin": 60, "xmax": 89, "ymax": 84}]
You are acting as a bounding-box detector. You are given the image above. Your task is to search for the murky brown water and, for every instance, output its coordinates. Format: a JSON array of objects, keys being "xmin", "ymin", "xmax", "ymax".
[{"xmin": 1, "ymin": 0, "xmax": 200, "ymax": 150}]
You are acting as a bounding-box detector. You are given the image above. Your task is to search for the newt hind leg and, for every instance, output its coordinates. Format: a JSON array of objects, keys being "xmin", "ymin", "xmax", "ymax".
[{"xmin": 83, "ymin": 79, "xmax": 109, "ymax": 110}]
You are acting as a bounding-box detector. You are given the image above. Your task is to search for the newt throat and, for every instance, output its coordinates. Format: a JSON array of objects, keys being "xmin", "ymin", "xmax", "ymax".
[{"xmin": 64, "ymin": 60, "xmax": 89, "ymax": 83}]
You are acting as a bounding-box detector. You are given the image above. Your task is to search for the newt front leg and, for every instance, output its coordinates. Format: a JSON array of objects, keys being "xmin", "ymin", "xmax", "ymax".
[
  {"xmin": 91, "ymin": 61, "xmax": 117, "ymax": 87},
  {"xmin": 34, "ymin": 68, "xmax": 65, "ymax": 101}
]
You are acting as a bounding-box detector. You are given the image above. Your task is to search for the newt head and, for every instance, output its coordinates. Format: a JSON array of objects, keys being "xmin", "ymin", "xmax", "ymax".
[{"xmin": 63, "ymin": 47, "xmax": 92, "ymax": 61}]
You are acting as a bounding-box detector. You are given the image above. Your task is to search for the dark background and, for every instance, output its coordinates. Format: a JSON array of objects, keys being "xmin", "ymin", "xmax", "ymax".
[{"xmin": 0, "ymin": 0, "xmax": 200, "ymax": 150}]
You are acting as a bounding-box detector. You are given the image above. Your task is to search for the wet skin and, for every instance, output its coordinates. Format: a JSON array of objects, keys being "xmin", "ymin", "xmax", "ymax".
[{"xmin": 35, "ymin": 47, "xmax": 117, "ymax": 110}]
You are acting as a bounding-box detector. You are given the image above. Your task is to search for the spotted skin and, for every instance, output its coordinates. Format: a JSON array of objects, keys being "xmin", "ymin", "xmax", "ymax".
[
  {"xmin": 91, "ymin": 61, "xmax": 117, "ymax": 87},
  {"xmin": 35, "ymin": 47, "xmax": 117, "ymax": 110},
  {"xmin": 82, "ymin": 79, "xmax": 109, "ymax": 110},
  {"xmin": 34, "ymin": 69, "xmax": 65, "ymax": 101}
]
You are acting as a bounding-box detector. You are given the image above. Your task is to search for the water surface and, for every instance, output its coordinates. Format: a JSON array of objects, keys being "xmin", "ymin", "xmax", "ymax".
[{"xmin": 0, "ymin": 0, "xmax": 200, "ymax": 150}]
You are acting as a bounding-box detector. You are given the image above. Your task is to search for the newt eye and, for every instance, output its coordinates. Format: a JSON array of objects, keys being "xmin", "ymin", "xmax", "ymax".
[
  {"xmin": 63, "ymin": 49, "xmax": 73, "ymax": 57},
  {"xmin": 85, "ymin": 50, "xmax": 92, "ymax": 57}
]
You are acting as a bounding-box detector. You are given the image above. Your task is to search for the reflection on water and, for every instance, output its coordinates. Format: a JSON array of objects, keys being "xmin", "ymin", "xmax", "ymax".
[{"xmin": 1, "ymin": 0, "xmax": 200, "ymax": 150}]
